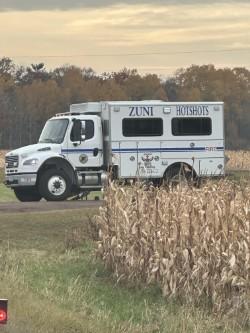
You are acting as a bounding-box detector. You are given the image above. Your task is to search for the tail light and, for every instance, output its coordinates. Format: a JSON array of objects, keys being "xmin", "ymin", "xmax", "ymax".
[{"xmin": 0, "ymin": 299, "xmax": 8, "ymax": 325}]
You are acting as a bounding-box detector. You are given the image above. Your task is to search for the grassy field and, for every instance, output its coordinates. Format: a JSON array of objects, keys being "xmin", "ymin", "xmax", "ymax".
[
  {"xmin": 0, "ymin": 184, "xmax": 16, "ymax": 202},
  {"xmin": 0, "ymin": 164, "xmax": 250, "ymax": 332},
  {"xmin": 0, "ymin": 169, "xmax": 16, "ymax": 202},
  {"xmin": 1, "ymin": 209, "xmax": 249, "ymax": 332}
]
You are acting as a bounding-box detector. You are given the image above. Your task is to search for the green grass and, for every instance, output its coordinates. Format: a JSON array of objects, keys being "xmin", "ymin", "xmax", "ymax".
[
  {"xmin": 0, "ymin": 184, "xmax": 16, "ymax": 202},
  {"xmin": 0, "ymin": 209, "xmax": 249, "ymax": 333},
  {"xmin": 0, "ymin": 168, "xmax": 16, "ymax": 202},
  {"xmin": 0, "ymin": 167, "xmax": 4, "ymax": 183},
  {"xmin": 226, "ymin": 169, "xmax": 250, "ymax": 182},
  {"xmin": 0, "ymin": 167, "xmax": 249, "ymax": 332}
]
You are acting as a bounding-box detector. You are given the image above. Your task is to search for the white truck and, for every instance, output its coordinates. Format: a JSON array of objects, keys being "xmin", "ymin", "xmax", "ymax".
[{"xmin": 5, "ymin": 100, "xmax": 224, "ymax": 201}]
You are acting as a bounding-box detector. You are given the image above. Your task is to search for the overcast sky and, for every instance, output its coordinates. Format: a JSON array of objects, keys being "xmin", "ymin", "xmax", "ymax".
[{"xmin": 1, "ymin": 0, "xmax": 250, "ymax": 76}]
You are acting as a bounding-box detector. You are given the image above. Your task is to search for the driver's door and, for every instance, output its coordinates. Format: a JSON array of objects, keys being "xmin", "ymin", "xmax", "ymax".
[{"xmin": 65, "ymin": 117, "xmax": 103, "ymax": 168}]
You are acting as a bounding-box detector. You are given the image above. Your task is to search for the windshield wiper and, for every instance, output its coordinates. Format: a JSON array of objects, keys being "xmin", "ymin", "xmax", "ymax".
[{"xmin": 39, "ymin": 138, "xmax": 57, "ymax": 143}]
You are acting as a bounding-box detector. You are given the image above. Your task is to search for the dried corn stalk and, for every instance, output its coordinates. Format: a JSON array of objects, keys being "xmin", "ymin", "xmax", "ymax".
[{"xmin": 97, "ymin": 180, "xmax": 250, "ymax": 320}]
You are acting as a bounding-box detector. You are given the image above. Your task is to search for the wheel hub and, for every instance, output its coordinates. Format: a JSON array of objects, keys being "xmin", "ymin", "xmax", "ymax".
[{"xmin": 48, "ymin": 176, "xmax": 66, "ymax": 196}]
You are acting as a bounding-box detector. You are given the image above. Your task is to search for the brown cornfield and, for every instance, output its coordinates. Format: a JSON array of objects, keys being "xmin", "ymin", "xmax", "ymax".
[
  {"xmin": 226, "ymin": 150, "xmax": 250, "ymax": 170},
  {"xmin": 0, "ymin": 150, "xmax": 7, "ymax": 168},
  {"xmin": 97, "ymin": 180, "xmax": 250, "ymax": 322}
]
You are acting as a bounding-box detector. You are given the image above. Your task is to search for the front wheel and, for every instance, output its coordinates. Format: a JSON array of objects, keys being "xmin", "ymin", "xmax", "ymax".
[
  {"xmin": 14, "ymin": 187, "xmax": 42, "ymax": 202},
  {"xmin": 38, "ymin": 169, "xmax": 72, "ymax": 201}
]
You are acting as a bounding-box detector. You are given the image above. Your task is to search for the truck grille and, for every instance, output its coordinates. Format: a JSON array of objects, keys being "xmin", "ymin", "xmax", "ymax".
[{"xmin": 5, "ymin": 155, "xmax": 19, "ymax": 168}]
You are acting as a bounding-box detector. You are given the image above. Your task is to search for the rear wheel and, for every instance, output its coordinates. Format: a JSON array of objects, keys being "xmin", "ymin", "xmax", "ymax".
[
  {"xmin": 38, "ymin": 169, "xmax": 72, "ymax": 201},
  {"xmin": 163, "ymin": 164, "xmax": 196, "ymax": 187},
  {"xmin": 14, "ymin": 187, "xmax": 42, "ymax": 202}
]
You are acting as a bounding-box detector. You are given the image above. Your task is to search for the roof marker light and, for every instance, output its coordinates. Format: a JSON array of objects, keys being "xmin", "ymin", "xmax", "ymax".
[{"xmin": 163, "ymin": 107, "xmax": 171, "ymax": 114}]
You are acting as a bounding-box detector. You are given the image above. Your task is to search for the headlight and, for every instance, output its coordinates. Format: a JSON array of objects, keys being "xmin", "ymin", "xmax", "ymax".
[{"xmin": 23, "ymin": 158, "xmax": 39, "ymax": 166}]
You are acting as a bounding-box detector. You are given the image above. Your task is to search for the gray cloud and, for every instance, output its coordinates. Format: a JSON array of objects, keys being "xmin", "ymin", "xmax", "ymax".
[{"xmin": 0, "ymin": 0, "xmax": 243, "ymax": 11}]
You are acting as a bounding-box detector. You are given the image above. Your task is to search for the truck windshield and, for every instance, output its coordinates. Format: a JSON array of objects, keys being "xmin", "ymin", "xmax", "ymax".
[{"xmin": 39, "ymin": 119, "xmax": 69, "ymax": 144}]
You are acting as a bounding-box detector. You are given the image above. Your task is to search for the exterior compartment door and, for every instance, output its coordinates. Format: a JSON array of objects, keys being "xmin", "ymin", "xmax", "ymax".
[{"xmin": 119, "ymin": 141, "xmax": 138, "ymax": 178}]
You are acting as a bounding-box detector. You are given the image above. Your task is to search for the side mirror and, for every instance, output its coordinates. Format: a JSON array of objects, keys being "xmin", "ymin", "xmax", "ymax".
[{"xmin": 71, "ymin": 119, "xmax": 82, "ymax": 142}]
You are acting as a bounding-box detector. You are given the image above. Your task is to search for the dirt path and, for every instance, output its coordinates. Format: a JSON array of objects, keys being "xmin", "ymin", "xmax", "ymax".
[{"xmin": 0, "ymin": 200, "xmax": 102, "ymax": 214}]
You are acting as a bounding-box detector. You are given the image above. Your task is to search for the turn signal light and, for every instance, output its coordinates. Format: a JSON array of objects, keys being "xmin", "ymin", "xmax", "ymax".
[{"xmin": 0, "ymin": 299, "xmax": 8, "ymax": 325}]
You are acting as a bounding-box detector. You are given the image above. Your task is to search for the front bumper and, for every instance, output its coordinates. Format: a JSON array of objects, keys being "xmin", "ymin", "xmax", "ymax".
[{"xmin": 5, "ymin": 173, "xmax": 37, "ymax": 187}]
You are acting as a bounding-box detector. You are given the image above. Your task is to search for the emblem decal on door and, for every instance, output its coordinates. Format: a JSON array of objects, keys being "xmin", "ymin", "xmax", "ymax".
[
  {"xmin": 79, "ymin": 154, "xmax": 88, "ymax": 164},
  {"xmin": 141, "ymin": 153, "xmax": 160, "ymax": 175},
  {"xmin": 141, "ymin": 153, "xmax": 154, "ymax": 162}
]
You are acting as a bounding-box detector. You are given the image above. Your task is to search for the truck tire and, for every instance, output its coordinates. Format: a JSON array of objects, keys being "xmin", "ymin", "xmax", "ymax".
[
  {"xmin": 163, "ymin": 165, "xmax": 193, "ymax": 187},
  {"xmin": 163, "ymin": 166, "xmax": 181, "ymax": 186},
  {"xmin": 14, "ymin": 187, "xmax": 42, "ymax": 202},
  {"xmin": 38, "ymin": 169, "xmax": 72, "ymax": 201}
]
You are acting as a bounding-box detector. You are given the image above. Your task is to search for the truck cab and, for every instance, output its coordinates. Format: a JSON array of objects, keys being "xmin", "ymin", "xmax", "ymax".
[{"xmin": 5, "ymin": 113, "xmax": 106, "ymax": 201}]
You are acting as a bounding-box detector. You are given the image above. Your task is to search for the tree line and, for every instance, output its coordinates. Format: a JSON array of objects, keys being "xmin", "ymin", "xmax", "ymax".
[{"xmin": 0, "ymin": 58, "xmax": 249, "ymax": 150}]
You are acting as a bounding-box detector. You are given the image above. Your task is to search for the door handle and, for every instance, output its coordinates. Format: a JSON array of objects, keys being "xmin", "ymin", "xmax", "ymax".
[{"xmin": 93, "ymin": 148, "xmax": 99, "ymax": 156}]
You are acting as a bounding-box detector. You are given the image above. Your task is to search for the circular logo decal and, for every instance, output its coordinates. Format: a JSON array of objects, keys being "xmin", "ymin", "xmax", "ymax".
[{"xmin": 79, "ymin": 154, "xmax": 88, "ymax": 164}]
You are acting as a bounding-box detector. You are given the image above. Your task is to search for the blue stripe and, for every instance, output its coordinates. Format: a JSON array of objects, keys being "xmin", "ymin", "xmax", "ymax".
[
  {"xmin": 112, "ymin": 147, "xmax": 224, "ymax": 153},
  {"xmin": 61, "ymin": 147, "xmax": 224, "ymax": 154},
  {"xmin": 61, "ymin": 149, "xmax": 93, "ymax": 154}
]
